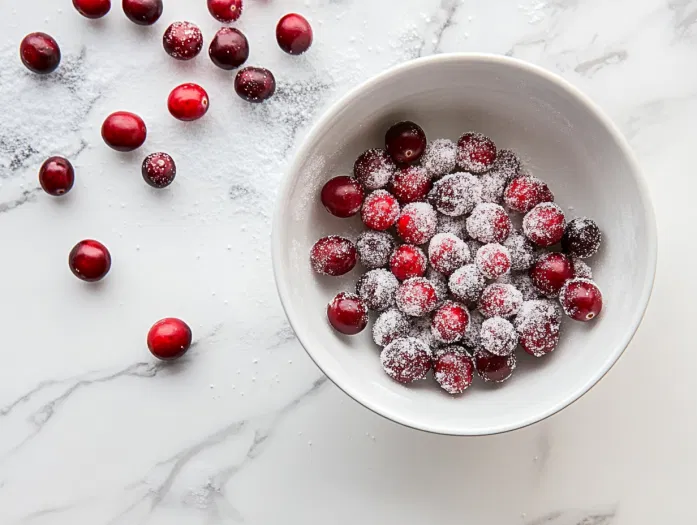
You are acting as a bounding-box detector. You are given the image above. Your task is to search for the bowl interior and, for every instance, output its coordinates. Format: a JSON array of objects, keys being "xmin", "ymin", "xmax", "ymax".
[{"xmin": 274, "ymin": 55, "xmax": 656, "ymax": 435}]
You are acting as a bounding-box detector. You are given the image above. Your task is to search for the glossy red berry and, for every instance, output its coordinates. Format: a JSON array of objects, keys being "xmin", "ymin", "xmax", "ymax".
[
  {"xmin": 428, "ymin": 233, "xmax": 470, "ymax": 276},
  {"xmin": 73, "ymin": 0, "xmax": 111, "ymax": 18},
  {"xmin": 559, "ymin": 278, "xmax": 603, "ymax": 322},
  {"xmin": 321, "ymin": 176, "xmax": 364, "ymax": 218},
  {"xmin": 142, "ymin": 152, "xmax": 176, "ymax": 188},
  {"xmin": 475, "ymin": 243, "xmax": 511, "ymax": 280},
  {"xmin": 122, "ymin": 0, "xmax": 163, "ymax": 25},
  {"xmin": 562, "ymin": 218, "xmax": 601, "ymax": 259},
  {"xmin": 529, "ymin": 252, "xmax": 574, "ymax": 296},
  {"xmin": 504, "ymin": 176, "xmax": 554, "ymax": 213},
  {"xmin": 163, "ymin": 22, "xmax": 203, "ymax": 60},
  {"xmin": 433, "ymin": 349, "xmax": 474, "ymax": 394},
  {"xmin": 168, "ymin": 83, "xmax": 209, "ymax": 121},
  {"xmin": 381, "ymin": 337, "xmax": 432, "ymax": 383},
  {"xmin": 207, "ymin": 0, "xmax": 243, "ymax": 22},
  {"xmin": 209, "ymin": 27, "xmax": 249, "ymax": 70},
  {"xmin": 396, "ymin": 202, "xmax": 437, "ymax": 245},
  {"xmin": 523, "ymin": 202, "xmax": 566, "ymax": 247},
  {"xmin": 515, "ymin": 300, "xmax": 562, "ymax": 357},
  {"xmin": 385, "ymin": 121, "xmax": 427, "ymax": 165},
  {"xmin": 389, "ymin": 245, "xmax": 427, "ymax": 281},
  {"xmin": 361, "ymin": 190, "xmax": 400, "ymax": 231},
  {"xmin": 395, "ymin": 277, "xmax": 438, "ymax": 317},
  {"xmin": 310, "ymin": 236, "xmax": 357, "ymax": 276},
  {"xmin": 431, "ymin": 301, "xmax": 470, "ymax": 344},
  {"xmin": 457, "ymin": 132, "xmax": 497, "ymax": 174},
  {"xmin": 473, "ymin": 349, "xmax": 516, "ymax": 383},
  {"xmin": 353, "ymin": 149, "xmax": 395, "ymax": 190},
  {"xmin": 234, "ymin": 67, "xmax": 276, "ymax": 102},
  {"xmin": 69, "ymin": 240, "xmax": 111, "ymax": 282},
  {"xmin": 39, "ymin": 156, "xmax": 74, "ymax": 196},
  {"xmin": 327, "ymin": 292, "xmax": 368, "ymax": 335},
  {"xmin": 389, "ymin": 166, "xmax": 431, "ymax": 204},
  {"xmin": 478, "ymin": 283, "xmax": 523, "ymax": 318},
  {"xmin": 101, "ymin": 111, "xmax": 147, "ymax": 152},
  {"xmin": 147, "ymin": 318, "xmax": 193, "ymax": 360},
  {"xmin": 19, "ymin": 33, "xmax": 61, "ymax": 74},
  {"xmin": 276, "ymin": 13, "xmax": 313, "ymax": 55}
]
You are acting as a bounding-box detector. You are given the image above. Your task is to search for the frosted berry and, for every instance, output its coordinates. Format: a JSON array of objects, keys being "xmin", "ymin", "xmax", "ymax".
[
  {"xmin": 356, "ymin": 231, "xmax": 394, "ymax": 269},
  {"xmin": 523, "ymin": 202, "xmax": 566, "ymax": 247},
  {"xmin": 361, "ymin": 190, "xmax": 399, "ymax": 231},
  {"xmin": 491, "ymin": 149, "xmax": 521, "ymax": 181},
  {"xmin": 101, "ymin": 111, "xmax": 147, "ymax": 152},
  {"xmin": 373, "ymin": 308, "xmax": 410, "ymax": 347},
  {"xmin": 559, "ymin": 278, "xmax": 603, "ymax": 322},
  {"xmin": 475, "ymin": 243, "xmax": 511, "ymax": 280},
  {"xmin": 426, "ymin": 267, "xmax": 449, "ymax": 306},
  {"xmin": 142, "ymin": 152, "xmax": 176, "ymax": 188},
  {"xmin": 209, "ymin": 27, "xmax": 249, "ymax": 70},
  {"xmin": 457, "ymin": 132, "xmax": 497, "ymax": 174},
  {"xmin": 310, "ymin": 236, "xmax": 357, "ymax": 276},
  {"xmin": 234, "ymin": 66, "xmax": 276, "ymax": 102},
  {"xmin": 389, "ymin": 245, "xmax": 427, "ymax": 281},
  {"xmin": 168, "ymin": 83, "xmax": 209, "ymax": 121},
  {"xmin": 479, "ymin": 170, "xmax": 509, "ymax": 204},
  {"xmin": 395, "ymin": 202, "xmax": 437, "ymax": 245},
  {"xmin": 73, "ymin": 0, "xmax": 111, "ymax": 18},
  {"xmin": 20, "ymin": 33, "xmax": 61, "ymax": 74},
  {"xmin": 39, "ymin": 156, "xmax": 74, "ymax": 196},
  {"xmin": 466, "ymin": 203, "xmax": 511, "ymax": 244},
  {"xmin": 381, "ymin": 337, "xmax": 431, "ymax": 384},
  {"xmin": 431, "ymin": 301, "xmax": 470, "ymax": 344},
  {"xmin": 428, "ymin": 233, "xmax": 470, "ymax": 276},
  {"xmin": 327, "ymin": 292, "xmax": 368, "ymax": 335},
  {"xmin": 207, "ymin": 0, "xmax": 243, "ymax": 23},
  {"xmin": 562, "ymin": 218, "xmax": 601, "ymax": 259},
  {"xmin": 573, "ymin": 258, "xmax": 593, "ymax": 279},
  {"xmin": 515, "ymin": 300, "xmax": 561, "ymax": 357},
  {"xmin": 163, "ymin": 22, "xmax": 203, "ymax": 60},
  {"xmin": 478, "ymin": 283, "xmax": 523, "ymax": 318},
  {"xmin": 428, "ymin": 173, "xmax": 482, "ymax": 217},
  {"xmin": 147, "ymin": 318, "xmax": 192, "ymax": 360},
  {"xmin": 504, "ymin": 176, "xmax": 554, "ymax": 213},
  {"xmin": 436, "ymin": 214, "xmax": 467, "ymax": 239},
  {"xmin": 356, "ymin": 269, "xmax": 399, "ymax": 311},
  {"xmin": 321, "ymin": 176, "xmax": 364, "ymax": 218},
  {"xmin": 422, "ymin": 139, "xmax": 457, "ymax": 179},
  {"xmin": 433, "ymin": 350, "xmax": 474, "ymax": 394},
  {"xmin": 276, "ymin": 13, "xmax": 313, "ymax": 55},
  {"xmin": 480, "ymin": 316, "xmax": 518, "ymax": 356},
  {"xmin": 503, "ymin": 231, "xmax": 537, "ymax": 271},
  {"xmin": 529, "ymin": 252, "xmax": 574, "ymax": 296},
  {"xmin": 385, "ymin": 121, "xmax": 426, "ymax": 165},
  {"xmin": 448, "ymin": 264, "xmax": 486, "ymax": 305},
  {"xmin": 122, "ymin": 0, "xmax": 163, "ymax": 25},
  {"xmin": 353, "ymin": 149, "xmax": 395, "ymax": 190},
  {"xmin": 462, "ymin": 310, "xmax": 484, "ymax": 348},
  {"xmin": 69, "ymin": 240, "xmax": 111, "ymax": 282},
  {"xmin": 395, "ymin": 277, "xmax": 438, "ymax": 317},
  {"xmin": 500, "ymin": 272, "xmax": 540, "ymax": 301},
  {"xmin": 474, "ymin": 349, "xmax": 516, "ymax": 383},
  {"xmin": 389, "ymin": 166, "xmax": 431, "ymax": 204}
]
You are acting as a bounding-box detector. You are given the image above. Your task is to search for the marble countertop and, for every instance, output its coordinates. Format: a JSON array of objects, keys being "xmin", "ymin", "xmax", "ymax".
[{"xmin": 0, "ymin": 0, "xmax": 692, "ymax": 523}]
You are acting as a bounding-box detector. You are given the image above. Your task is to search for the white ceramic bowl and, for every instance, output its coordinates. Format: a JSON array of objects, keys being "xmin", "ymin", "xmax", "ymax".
[{"xmin": 272, "ymin": 54, "xmax": 657, "ymax": 435}]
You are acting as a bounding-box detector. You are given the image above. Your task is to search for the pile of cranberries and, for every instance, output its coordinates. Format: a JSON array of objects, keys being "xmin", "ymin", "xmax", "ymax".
[{"xmin": 311, "ymin": 122, "xmax": 604, "ymax": 394}]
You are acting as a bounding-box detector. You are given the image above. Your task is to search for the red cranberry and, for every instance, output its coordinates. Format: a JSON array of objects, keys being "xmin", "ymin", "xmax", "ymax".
[
  {"xmin": 395, "ymin": 277, "xmax": 438, "ymax": 317},
  {"xmin": 428, "ymin": 173, "xmax": 482, "ymax": 217},
  {"xmin": 515, "ymin": 300, "xmax": 561, "ymax": 357},
  {"xmin": 147, "ymin": 318, "xmax": 193, "ymax": 361},
  {"xmin": 529, "ymin": 252, "xmax": 574, "ymax": 296},
  {"xmin": 168, "ymin": 83, "xmax": 209, "ymax": 121},
  {"xmin": 560, "ymin": 278, "xmax": 603, "ymax": 322},
  {"xmin": 466, "ymin": 203, "xmax": 512, "ymax": 244},
  {"xmin": 473, "ymin": 349, "xmax": 516, "ymax": 383},
  {"xmin": 431, "ymin": 301, "xmax": 470, "ymax": 344},
  {"xmin": 327, "ymin": 292, "xmax": 368, "ymax": 335},
  {"xmin": 448, "ymin": 264, "xmax": 486, "ymax": 305},
  {"xmin": 321, "ymin": 176, "xmax": 364, "ymax": 218},
  {"xmin": 389, "ymin": 166, "xmax": 431, "ymax": 204},
  {"xmin": 491, "ymin": 149, "xmax": 521, "ymax": 181},
  {"xmin": 39, "ymin": 156, "xmax": 74, "ymax": 196},
  {"xmin": 480, "ymin": 316, "xmax": 518, "ymax": 356},
  {"xmin": 101, "ymin": 111, "xmax": 147, "ymax": 152},
  {"xmin": 457, "ymin": 132, "xmax": 497, "ymax": 174},
  {"xmin": 475, "ymin": 243, "xmax": 511, "ymax": 280},
  {"xmin": 396, "ymin": 202, "xmax": 437, "ymax": 245},
  {"xmin": 523, "ymin": 202, "xmax": 566, "ymax": 247},
  {"xmin": 389, "ymin": 245, "xmax": 427, "ymax": 281},
  {"xmin": 163, "ymin": 22, "xmax": 203, "ymax": 60},
  {"xmin": 122, "ymin": 0, "xmax": 163, "ymax": 25},
  {"xmin": 353, "ymin": 149, "xmax": 395, "ymax": 190},
  {"xmin": 209, "ymin": 27, "xmax": 249, "ymax": 70},
  {"xmin": 234, "ymin": 67, "xmax": 276, "ymax": 102},
  {"xmin": 562, "ymin": 217, "xmax": 601, "ymax": 259},
  {"xmin": 207, "ymin": 0, "xmax": 243, "ymax": 22},
  {"xmin": 504, "ymin": 176, "xmax": 554, "ymax": 213},
  {"xmin": 356, "ymin": 269, "xmax": 399, "ymax": 311},
  {"xmin": 73, "ymin": 0, "xmax": 111, "ymax": 18},
  {"xmin": 385, "ymin": 121, "xmax": 427, "ymax": 165},
  {"xmin": 142, "ymin": 152, "xmax": 176, "ymax": 188},
  {"xmin": 356, "ymin": 231, "xmax": 395, "ymax": 269},
  {"xmin": 433, "ymin": 350, "xmax": 474, "ymax": 394},
  {"xmin": 19, "ymin": 33, "xmax": 61, "ymax": 74},
  {"xmin": 361, "ymin": 190, "xmax": 400, "ymax": 231},
  {"xmin": 69, "ymin": 240, "xmax": 111, "ymax": 282},
  {"xmin": 310, "ymin": 236, "xmax": 357, "ymax": 276},
  {"xmin": 380, "ymin": 337, "xmax": 431, "ymax": 383},
  {"xmin": 373, "ymin": 308, "xmax": 410, "ymax": 347},
  {"xmin": 428, "ymin": 233, "xmax": 470, "ymax": 276},
  {"xmin": 276, "ymin": 13, "xmax": 313, "ymax": 55},
  {"xmin": 478, "ymin": 283, "xmax": 523, "ymax": 318}
]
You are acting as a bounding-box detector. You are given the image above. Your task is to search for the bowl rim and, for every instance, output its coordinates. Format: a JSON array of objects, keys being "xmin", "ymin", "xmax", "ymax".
[{"xmin": 271, "ymin": 53, "xmax": 658, "ymax": 436}]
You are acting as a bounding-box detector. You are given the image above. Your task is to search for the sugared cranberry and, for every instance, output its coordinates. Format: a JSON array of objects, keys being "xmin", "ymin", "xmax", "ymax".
[
  {"xmin": 395, "ymin": 277, "xmax": 438, "ymax": 317},
  {"xmin": 428, "ymin": 173, "xmax": 482, "ymax": 217},
  {"xmin": 504, "ymin": 176, "xmax": 554, "ymax": 213},
  {"xmin": 478, "ymin": 283, "xmax": 523, "ymax": 318},
  {"xmin": 436, "ymin": 213, "xmax": 467, "ymax": 239},
  {"xmin": 474, "ymin": 349, "xmax": 516, "ymax": 383},
  {"xmin": 361, "ymin": 189, "xmax": 400, "ymax": 231},
  {"xmin": 380, "ymin": 337, "xmax": 432, "ymax": 383},
  {"xmin": 491, "ymin": 149, "xmax": 521, "ymax": 181},
  {"xmin": 431, "ymin": 301, "xmax": 470, "ymax": 344},
  {"xmin": 234, "ymin": 66, "xmax": 276, "ymax": 102},
  {"xmin": 321, "ymin": 176, "xmax": 364, "ymax": 218},
  {"xmin": 529, "ymin": 252, "xmax": 574, "ymax": 296},
  {"xmin": 428, "ymin": 233, "xmax": 470, "ymax": 276},
  {"xmin": 503, "ymin": 231, "xmax": 537, "ymax": 271},
  {"xmin": 448, "ymin": 264, "xmax": 486, "ymax": 305},
  {"xmin": 373, "ymin": 308, "xmax": 410, "ymax": 347},
  {"xmin": 514, "ymin": 300, "xmax": 561, "ymax": 357},
  {"xmin": 559, "ymin": 278, "xmax": 603, "ymax": 322},
  {"xmin": 389, "ymin": 244, "xmax": 427, "ymax": 281},
  {"xmin": 573, "ymin": 258, "xmax": 593, "ymax": 279},
  {"xmin": 207, "ymin": 0, "xmax": 243, "ymax": 23},
  {"xmin": 276, "ymin": 13, "xmax": 313, "ymax": 55},
  {"xmin": 310, "ymin": 236, "xmax": 357, "ymax": 276},
  {"xmin": 466, "ymin": 203, "xmax": 512, "ymax": 244},
  {"xmin": 433, "ymin": 350, "xmax": 474, "ymax": 394},
  {"xmin": 122, "ymin": 0, "xmax": 163, "ymax": 25},
  {"xmin": 457, "ymin": 132, "xmax": 497, "ymax": 174},
  {"xmin": 168, "ymin": 83, "xmax": 209, "ymax": 121},
  {"xmin": 409, "ymin": 316, "xmax": 440, "ymax": 349},
  {"xmin": 356, "ymin": 269, "xmax": 399, "ymax": 311},
  {"xmin": 39, "ymin": 156, "xmax": 74, "ymax": 196},
  {"xmin": 426, "ymin": 267, "xmax": 449, "ymax": 306},
  {"xmin": 163, "ymin": 22, "xmax": 203, "ymax": 60},
  {"xmin": 147, "ymin": 318, "xmax": 193, "ymax": 360},
  {"xmin": 209, "ymin": 27, "xmax": 249, "ymax": 70},
  {"xmin": 395, "ymin": 202, "xmax": 437, "ymax": 245},
  {"xmin": 327, "ymin": 292, "xmax": 368, "ymax": 335},
  {"xmin": 142, "ymin": 152, "xmax": 176, "ymax": 188},
  {"xmin": 462, "ymin": 310, "xmax": 484, "ymax": 348},
  {"xmin": 479, "ymin": 171, "xmax": 509, "ymax": 204},
  {"xmin": 562, "ymin": 217, "xmax": 601, "ymax": 259},
  {"xmin": 356, "ymin": 231, "xmax": 394, "ymax": 269},
  {"xmin": 523, "ymin": 202, "xmax": 566, "ymax": 247},
  {"xmin": 480, "ymin": 316, "xmax": 518, "ymax": 356},
  {"xmin": 68, "ymin": 240, "xmax": 111, "ymax": 282},
  {"xmin": 353, "ymin": 149, "xmax": 395, "ymax": 190},
  {"xmin": 389, "ymin": 166, "xmax": 431, "ymax": 204},
  {"xmin": 422, "ymin": 139, "xmax": 457, "ymax": 179},
  {"xmin": 19, "ymin": 33, "xmax": 61, "ymax": 74},
  {"xmin": 475, "ymin": 243, "xmax": 511, "ymax": 280},
  {"xmin": 73, "ymin": 0, "xmax": 111, "ymax": 18},
  {"xmin": 385, "ymin": 121, "xmax": 427, "ymax": 165},
  {"xmin": 101, "ymin": 111, "xmax": 147, "ymax": 152},
  {"xmin": 501, "ymin": 272, "xmax": 540, "ymax": 301}
]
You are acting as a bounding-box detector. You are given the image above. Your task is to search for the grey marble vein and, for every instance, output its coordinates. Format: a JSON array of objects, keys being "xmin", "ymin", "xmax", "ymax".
[
  {"xmin": 0, "ymin": 188, "xmax": 40, "ymax": 214},
  {"xmin": 669, "ymin": 0, "xmax": 697, "ymax": 35},
  {"xmin": 574, "ymin": 51, "xmax": 628, "ymax": 76},
  {"xmin": 527, "ymin": 507, "xmax": 616, "ymax": 525},
  {"xmin": 431, "ymin": 0, "xmax": 464, "ymax": 53}
]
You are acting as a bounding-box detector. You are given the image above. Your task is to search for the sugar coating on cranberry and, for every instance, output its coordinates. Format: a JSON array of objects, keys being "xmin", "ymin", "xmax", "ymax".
[
  {"xmin": 390, "ymin": 245, "xmax": 427, "ymax": 281},
  {"xmin": 101, "ymin": 111, "xmax": 147, "ymax": 152},
  {"xmin": 234, "ymin": 66, "xmax": 276, "ymax": 103},
  {"xmin": 356, "ymin": 269, "xmax": 399, "ymax": 311},
  {"xmin": 491, "ymin": 149, "xmax": 521, "ymax": 181},
  {"xmin": 207, "ymin": 0, "xmax": 243, "ymax": 23},
  {"xmin": 428, "ymin": 173, "xmax": 482, "ymax": 217},
  {"xmin": 390, "ymin": 166, "xmax": 431, "ymax": 204},
  {"xmin": 163, "ymin": 22, "xmax": 203, "ymax": 60},
  {"xmin": 573, "ymin": 258, "xmax": 593, "ymax": 279},
  {"xmin": 466, "ymin": 203, "xmax": 512, "ymax": 244},
  {"xmin": 503, "ymin": 231, "xmax": 537, "ymax": 271},
  {"xmin": 433, "ymin": 350, "xmax": 474, "ymax": 394},
  {"xmin": 428, "ymin": 233, "xmax": 470, "ymax": 276},
  {"xmin": 475, "ymin": 243, "xmax": 511, "ymax": 280},
  {"xmin": 353, "ymin": 149, "xmax": 395, "ymax": 190},
  {"xmin": 529, "ymin": 252, "xmax": 574, "ymax": 296},
  {"xmin": 356, "ymin": 231, "xmax": 394, "ymax": 269},
  {"xmin": 421, "ymin": 139, "xmax": 457, "ymax": 179},
  {"xmin": 395, "ymin": 277, "xmax": 438, "ymax": 317},
  {"xmin": 20, "ymin": 32, "xmax": 61, "ymax": 74},
  {"xmin": 480, "ymin": 316, "xmax": 518, "ymax": 356},
  {"xmin": 373, "ymin": 308, "xmax": 410, "ymax": 347},
  {"xmin": 39, "ymin": 156, "xmax": 75, "ymax": 196},
  {"xmin": 409, "ymin": 316, "xmax": 441, "ymax": 350},
  {"xmin": 448, "ymin": 264, "xmax": 486, "ymax": 305},
  {"xmin": 381, "ymin": 337, "xmax": 432, "ymax": 384},
  {"xmin": 559, "ymin": 278, "xmax": 603, "ymax": 322},
  {"xmin": 327, "ymin": 292, "xmax": 368, "ymax": 335},
  {"xmin": 499, "ymin": 272, "xmax": 540, "ymax": 301},
  {"xmin": 276, "ymin": 13, "xmax": 313, "ymax": 55},
  {"xmin": 523, "ymin": 202, "xmax": 566, "ymax": 247},
  {"xmin": 457, "ymin": 132, "xmax": 497, "ymax": 174},
  {"xmin": 69, "ymin": 240, "xmax": 112, "ymax": 282},
  {"xmin": 209, "ymin": 27, "xmax": 250, "ymax": 70},
  {"xmin": 168, "ymin": 83, "xmax": 209, "ymax": 121},
  {"xmin": 361, "ymin": 190, "xmax": 400, "ymax": 231},
  {"xmin": 147, "ymin": 318, "xmax": 193, "ymax": 361},
  {"xmin": 321, "ymin": 176, "xmax": 364, "ymax": 218},
  {"xmin": 436, "ymin": 214, "xmax": 467, "ymax": 239},
  {"xmin": 310, "ymin": 236, "xmax": 357, "ymax": 276},
  {"xmin": 142, "ymin": 152, "xmax": 176, "ymax": 188},
  {"xmin": 562, "ymin": 217, "xmax": 601, "ymax": 259},
  {"xmin": 462, "ymin": 310, "xmax": 484, "ymax": 348},
  {"xmin": 479, "ymin": 171, "xmax": 509, "ymax": 204},
  {"xmin": 514, "ymin": 299, "xmax": 562, "ymax": 357},
  {"xmin": 478, "ymin": 283, "xmax": 523, "ymax": 318},
  {"xmin": 123, "ymin": 0, "xmax": 164, "ymax": 25},
  {"xmin": 431, "ymin": 301, "xmax": 470, "ymax": 344},
  {"xmin": 73, "ymin": 0, "xmax": 111, "ymax": 19},
  {"xmin": 385, "ymin": 121, "xmax": 427, "ymax": 165},
  {"xmin": 425, "ymin": 267, "xmax": 449, "ymax": 306},
  {"xmin": 396, "ymin": 202, "xmax": 437, "ymax": 245},
  {"xmin": 474, "ymin": 349, "xmax": 516, "ymax": 383},
  {"xmin": 504, "ymin": 176, "xmax": 554, "ymax": 213}
]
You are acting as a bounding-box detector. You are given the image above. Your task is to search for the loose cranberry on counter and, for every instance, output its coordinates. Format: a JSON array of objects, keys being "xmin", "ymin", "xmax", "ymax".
[
  {"xmin": 20, "ymin": 33, "xmax": 61, "ymax": 74},
  {"xmin": 559, "ymin": 278, "xmax": 603, "ymax": 322},
  {"xmin": 327, "ymin": 292, "xmax": 368, "ymax": 335},
  {"xmin": 474, "ymin": 349, "xmax": 516, "ymax": 383},
  {"xmin": 101, "ymin": 111, "xmax": 147, "ymax": 152},
  {"xmin": 321, "ymin": 176, "xmax": 364, "ymax": 218},
  {"xmin": 276, "ymin": 13, "xmax": 313, "ymax": 55},
  {"xmin": 478, "ymin": 283, "xmax": 523, "ymax": 319},
  {"xmin": 428, "ymin": 233, "xmax": 470, "ymax": 276},
  {"xmin": 395, "ymin": 202, "xmax": 437, "ymax": 245},
  {"xmin": 353, "ymin": 149, "xmax": 395, "ymax": 190},
  {"xmin": 395, "ymin": 277, "xmax": 438, "ymax": 317},
  {"xmin": 389, "ymin": 245, "xmax": 427, "ymax": 281},
  {"xmin": 168, "ymin": 83, "xmax": 209, "ymax": 121},
  {"xmin": 69, "ymin": 240, "xmax": 111, "ymax": 282},
  {"xmin": 523, "ymin": 202, "xmax": 566, "ymax": 247},
  {"xmin": 142, "ymin": 152, "xmax": 176, "ymax": 188},
  {"xmin": 428, "ymin": 173, "xmax": 482, "ymax": 217},
  {"xmin": 514, "ymin": 300, "xmax": 562, "ymax": 357},
  {"xmin": 361, "ymin": 190, "xmax": 400, "ymax": 231},
  {"xmin": 122, "ymin": 0, "xmax": 163, "ymax": 25},
  {"xmin": 207, "ymin": 0, "xmax": 243, "ymax": 23},
  {"xmin": 234, "ymin": 66, "xmax": 276, "ymax": 102},
  {"xmin": 209, "ymin": 27, "xmax": 249, "ymax": 70},
  {"xmin": 163, "ymin": 22, "xmax": 203, "ymax": 60},
  {"xmin": 504, "ymin": 176, "xmax": 554, "ymax": 213},
  {"xmin": 39, "ymin": 156, "xmax": 75, "ymax": 196},
  {"xmin": 562, "ymin": 217, "xmax": 601, "ymax": 259},
  {"xmin": 356, "ymin": 231, "xmax": 395, "ymax": 269},
  {"xmin": 389, "ymin": 166, "xmax": 431, "ymax": 204},
  {"xmin": 73, "ymin": 0, "xmax": 111, "ymax": 18},
  {"xmin": 381, "ymin": 337, "xmax": 432, "ymax": 384},
  {"xmin": 433, "ymin": 350, "xmax": 474, "ymax": 394},
  {"xmin": 310, "ymin": 236, "xmax": 357, "ymax": 276},
  {"xmin": 475, "ymin": 243, "xmax": 511, "ymax": 280},
  {"xmin": 466, "ymin": 203, "xmax": 512, "ymax": 244},
  {"xmin": 147, "ymin": 318, "xmax": 193, "ymax": 360},
  {"xmin": 385, "ymin": 121, "xmax": 427, "ymax": 165},
  {"xmin": 457, "ymin": 132, "xmax": 497, "ymax": 174},
  {"xmin": 529, "ymin": 252, "xmax": 574, "ymax": 296},
  {"xmin": 431, "ymin": 301, "xmax": 470, "ymax": 344}
]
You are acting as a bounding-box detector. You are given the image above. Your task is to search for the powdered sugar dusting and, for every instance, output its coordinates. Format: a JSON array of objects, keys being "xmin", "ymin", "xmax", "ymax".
[
  {"xmin": 462, "ymin": 310, "xmax": 484, "ymax": 348},
  {"xmin": 421, "ymin": 138, "xmax": 457, "ymax": 179},
  {"xmin": 428, "ymin": 173, "xmax": 482, "ymax": 217},
  {"xmin": 428, "ymin": 233, "xmax": 471, "ymax": 275},
  {"xmin": 480, "ymin": 316, "xmax": 518, "ymax": 356},
  {"xmin": 356, "ymin": 231, "xmax": 395, "ymax": 269},
  {"xmin": 397, "ymin": 202, "xmax": 437, "ymax": 245},
  {"xmin": 373, "ymin": 308, "xmax": 410, "ymax": 347},
  {"xmin": 395, "ymin": 277, "xmax": 438, "ymax": 317},
  {"xmin": 479, "ymin": 283, "xmax": 523, "ymax": 318},
  {"xmin": 425, "ymin": 267, "xmax": 449, "ymax": 306},
  {"xmin": 466, "ymin": 203, "xmax": 511, "ymax": 244},
  {"xmin": 503, "ymin": 231, "xmax": 537, "ymax": 271},
  {"xmin": 573, "ymin": 258, "xmax": 593, "ymax": 279},
  {"xmin": 436, "ymin": 213, "xmax": 468, "ymax": 239},
  {"xmin": 380, "ymin": 337, "xmax": 432, "ymax": 384},
  {"xmin": 448, "ymin": 264, "xmax": 486, "ymax": 304},
  {"xmin": 356, "ymin": 269, "xmax": 399, "ymax": 311},
  {"xmin": 354, "ymin": 148, "xmax": 395, "ymax": 190},
  {"xmin": 514, "ymin": 299, "xmax": 562, "ymax": 357},
  {"xmin": 475, "ymin": 243, "xmax": 512, "ymax": 279}
]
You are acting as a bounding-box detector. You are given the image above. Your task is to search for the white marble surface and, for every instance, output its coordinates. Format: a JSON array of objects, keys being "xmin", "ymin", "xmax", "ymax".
[{"xmin": 0, "ymin": 0, "xmax": 693, "ymax": 523}]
